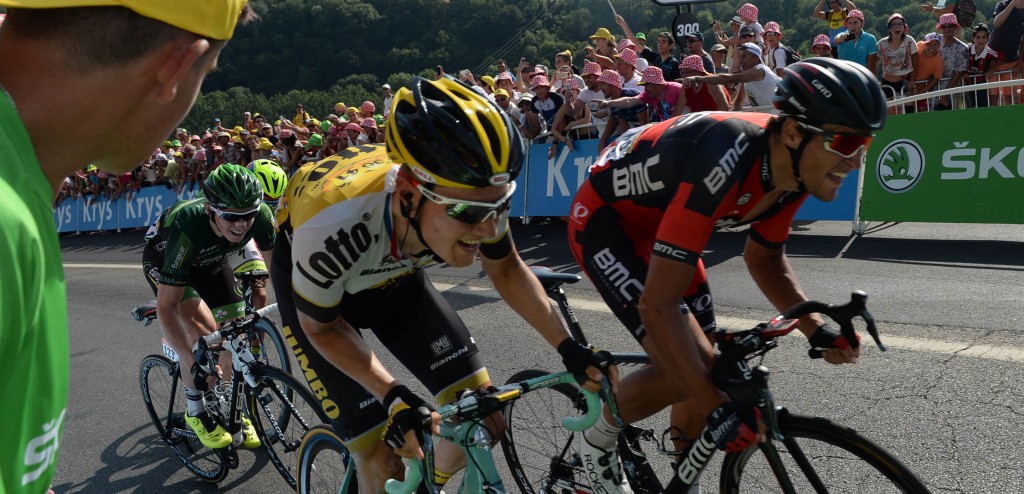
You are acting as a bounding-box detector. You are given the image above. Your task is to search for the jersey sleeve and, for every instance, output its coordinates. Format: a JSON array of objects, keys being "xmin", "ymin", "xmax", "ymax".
[
  {"xmin": 159, "ymin": 214, "xmax": 195, "ymax": 286},
  {"xmin": 253, "ymin": 204, "xmax": 277, "ymax": 251},
  {"xmin": 652, "ymin": 119, "xmax": 763, "ymax": 265},
  {"xmin": 289, "ymin": 211, "xmax": 349, "ymax": 323},
  {"xmin": 748, "ymin": 195, "xmax": 808, "ymax": 249}
]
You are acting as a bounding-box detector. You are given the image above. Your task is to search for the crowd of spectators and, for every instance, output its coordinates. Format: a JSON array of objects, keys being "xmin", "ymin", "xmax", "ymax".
[
  {"xmin": 57, "ymin": 0, "xmax": 1024, "ymax": 206},
  {"xmin": 54, "ymin": 94, "xmax": 390, "ymax": 207}
]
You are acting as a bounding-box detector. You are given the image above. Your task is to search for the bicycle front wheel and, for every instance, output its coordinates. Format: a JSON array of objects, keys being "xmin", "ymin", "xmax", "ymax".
[
  {"xmin": 720, "ymin": 412, "xmax": 931, "ymax": 494},
  {"xmin": 249, "ymin": 365, "xmax": 331, "ymax": 489},
  {"xmin": 501, "ymin": 369, "xmax": 592, "ymax": 494},
  {"xmin": 253, "ymin": 317, "xmax": 292, "ymax": 374},
  {"xmin": 296, "ymin": 424, "xmax": 356, "ymax": 494},
  {"xmin": 138, "ymin": 354, "xmax": 228, "ymax": 483}
]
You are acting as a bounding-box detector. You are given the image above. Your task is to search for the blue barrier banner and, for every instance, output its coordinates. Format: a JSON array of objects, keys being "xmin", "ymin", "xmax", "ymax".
[
  {"xmin": 53, "ymin": 198, "xmax": 78, "ymax": 233},
  {"xmin": 53, "ymin": 183, "xmax": 204, "ymax": 233},
  {"xmin": 509, "ymin": 174, "xmax": 526, "ymax": 218},
  {"xmin": 524, "ymin": 139, "xmax": 599, "ymax": 217},
  {"xmin": 76, "ymin": 196, "xmax": 118, "ymax": 231},
  {"xmin": 793, "ymin": 170, "xmax": 858, "ymax": 221}
]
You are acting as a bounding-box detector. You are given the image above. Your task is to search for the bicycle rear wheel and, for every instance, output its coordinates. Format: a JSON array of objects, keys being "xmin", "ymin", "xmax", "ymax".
[
  {"xmin": 253, "ymin": 318, "xmax": 292, "ymax": 374},
  {"xmin": 501, "ymin": 369, "xmax": 593, "ymax": 494},
  {"xmin": 249, "ymin": 365, "xmax": 331, "ymax": 489},
  {"xmin": 139, "ymin": 354, "xmax": 228, "ymax": 483},
  {"xmin": 296, "ymin": 424, "xmax": 357, "ymax": 494},
  {"xmin": 720, "ymin": 412, "xmax": 931, "ymax": 494}
]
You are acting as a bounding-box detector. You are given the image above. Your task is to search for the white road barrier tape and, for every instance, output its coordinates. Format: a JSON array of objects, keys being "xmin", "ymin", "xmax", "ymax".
[{"xmin": 66, "ymin": 264, "xmax": 1024, "ymax": 363}]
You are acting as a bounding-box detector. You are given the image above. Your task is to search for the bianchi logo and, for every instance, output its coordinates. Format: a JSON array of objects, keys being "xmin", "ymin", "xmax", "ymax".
[{"xmin": 876, "ymin": 139, "xmax": 924, "ymax": 194}]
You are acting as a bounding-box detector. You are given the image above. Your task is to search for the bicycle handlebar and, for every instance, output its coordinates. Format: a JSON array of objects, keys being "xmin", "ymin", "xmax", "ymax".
[
  {"xmin": 384, "ymin": 372, "xmax": 602, "ymax": 494},
  {"xmin": 713, "ymin": 291, "xmax": 887, "ymax": 393}
]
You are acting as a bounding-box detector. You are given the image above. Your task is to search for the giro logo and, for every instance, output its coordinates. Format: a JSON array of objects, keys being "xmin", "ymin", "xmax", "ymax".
[{"xmin": 876, "ymin": 139, "xmax": 924, "ymax": 194}]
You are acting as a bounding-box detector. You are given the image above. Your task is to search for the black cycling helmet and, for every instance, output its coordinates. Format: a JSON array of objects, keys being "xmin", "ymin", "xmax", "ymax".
[
  {"xmin": 773, "ymin": 58, "xmax": 886, "ymax": 133},
  {"xmin": 386, "ymin": 77, "xmax": 525, "ymax": 189},
  {"xmin": 203, "ymin": 163, "xmax": 263, "ymax": 210}
]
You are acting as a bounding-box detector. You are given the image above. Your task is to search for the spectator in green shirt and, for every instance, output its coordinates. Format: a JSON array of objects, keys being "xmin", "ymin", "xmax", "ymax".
[{"xmin": 0, "ymin": 2, "xmax": 252, "ymax": 492}]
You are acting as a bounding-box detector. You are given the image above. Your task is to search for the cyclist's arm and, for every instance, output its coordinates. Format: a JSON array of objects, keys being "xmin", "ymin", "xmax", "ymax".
[
  {"xmin": 639, "ymin": 255, "xmax": 726, "ymax": 417},
  {"xmin": 295, "ymin": 309, "xmax": 399, "ymax": 401},
  {"xmin": 743, "ymin": 237, "xmax": 823, "ymax": 334},
  {"xmin": 482, "ymin": 249, "xmax": 605, "ymax": 390}
]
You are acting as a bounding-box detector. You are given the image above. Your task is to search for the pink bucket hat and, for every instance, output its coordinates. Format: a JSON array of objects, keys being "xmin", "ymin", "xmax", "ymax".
[
  {"xmin": 737, "ymin": 3, "xmax": 759, "ymax": 22},
  {"xmin": 278, "ymin": 129, "xmax": 293, "ymax": 139},
  {"xmin": 847, "ymin": 9, "xmax": 865, "ymax": 21},
  {"xmin": 813, "ymin": 34, "xmax": 831, "ymax": 47},
  {"xmin": 581, "ymin": 61, "xmax": 603, "ymax": 76},
  {"xmin": 497, "ymin": 71, "xmax": 513, "ymax": 82},
  {"xmin": 597, "ymin": 69, "xmax": 623, "ymax": 90},
  {"xmin": 679, "ymin": 55, "xmax": 707, "ymax": 74},
  {"xmin": 637, "ymin": 66, "xmax": 667, "ymax": 85},
  {"xmin": 764, "ymin": 21, "xmax": 781, "ymax": 36},
  {"xmin": 360, "ymin": 118, "xmax": 377, "ymax": 129},
  {"xmin": 360, "ymin": 101, "xmax": 376, "ymax": 112},
  {"xmin": 936, "ymin": 13, "xmax": 959, "ymax": 29},
  {"xmin": 617, "ymin": 38, "xmax": 636, "ymax": 52},
  {"xmin": 614, "ymin": 48, "xmax": 638, "ymax": 67},
  {"xmin": 530, "ymin": 74, "xmax": 551, "ymax": 89},
  {"xmin": 345, "ymin": 123, "xmax": 362, "ymax": 132}
]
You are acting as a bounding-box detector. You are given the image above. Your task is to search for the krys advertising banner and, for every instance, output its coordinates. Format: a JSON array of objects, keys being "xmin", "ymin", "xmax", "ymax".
[{"xmin": 860, "ymin": 104, "xmax": 1024, "ymax": 224}]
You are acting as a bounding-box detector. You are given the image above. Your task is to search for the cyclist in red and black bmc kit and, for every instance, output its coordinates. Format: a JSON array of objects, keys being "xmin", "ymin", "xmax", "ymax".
[{"xmin": 567, "ymin": 58, "xmax": 887, "ymax": 493}]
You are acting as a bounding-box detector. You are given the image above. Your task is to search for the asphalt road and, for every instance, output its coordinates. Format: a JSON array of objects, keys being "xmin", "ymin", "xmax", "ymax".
[{"xmin": 52, "ymin": 220, "xmax": 1024, "ymax": 493}]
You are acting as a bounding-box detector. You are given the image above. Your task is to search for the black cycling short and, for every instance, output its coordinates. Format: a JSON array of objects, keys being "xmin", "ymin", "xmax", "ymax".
[
  {"xmin": 142, "ymin": 255, "xmax": 245, "ymax": 323},
  {"xmin": 271, "ymin": 237, "xmax": 488, "ymax": 452}
]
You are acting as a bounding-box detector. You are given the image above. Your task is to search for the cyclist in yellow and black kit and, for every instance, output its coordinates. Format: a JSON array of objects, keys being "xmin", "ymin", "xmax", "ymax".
[{"xmin": 271, "ymin": 77, "xmax": 609, "ymax": 492}]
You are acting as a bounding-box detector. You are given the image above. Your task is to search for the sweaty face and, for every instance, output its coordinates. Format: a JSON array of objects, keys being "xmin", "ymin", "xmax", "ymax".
[
  {"xmin": 416, "ymin": 184, "xmax": 511, "ymax": 267},
  {"xmin": 798, "ymin": 124, "xmax": 869, "ymax": 202}
]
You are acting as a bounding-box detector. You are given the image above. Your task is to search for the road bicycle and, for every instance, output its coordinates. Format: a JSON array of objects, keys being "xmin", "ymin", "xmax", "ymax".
[
  {"xmin": 133, "ymin": 304, "xmax": 330, "ymax": 488},
  {"xmin": 502, "ymin": 267, "xmax": 932, "ymax": 493},
  {"xmin": 294, "ymin": 368, "xmax": 604, "ymax": 494}
]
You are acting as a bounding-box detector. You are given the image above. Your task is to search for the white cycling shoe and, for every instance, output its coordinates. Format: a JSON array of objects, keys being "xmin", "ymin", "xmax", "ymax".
[{"xmin": 578, "ymin": 433, "xmax": 634, "ymax": 494}]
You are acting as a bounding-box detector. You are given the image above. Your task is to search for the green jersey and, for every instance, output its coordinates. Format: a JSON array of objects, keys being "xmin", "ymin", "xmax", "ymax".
[
  {"xmin": 143, "ymin": 198, "xmax": 276, "ymax": 286},
  {"xmin": 0, "ymin": 92, "xmax": 69, "ymax": 493}
]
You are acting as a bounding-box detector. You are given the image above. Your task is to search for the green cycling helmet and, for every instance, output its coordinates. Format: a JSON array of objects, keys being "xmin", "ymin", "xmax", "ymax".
[
  {"xmin": 203, "ymin": 163, "xmax": 263, "ymax": 210},
  {"xmin": 248, "ymin": 159, "xmax": 288, "ymax": 200}
]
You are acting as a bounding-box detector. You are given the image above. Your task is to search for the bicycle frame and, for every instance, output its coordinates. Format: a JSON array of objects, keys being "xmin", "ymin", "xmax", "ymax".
[{"xmin": 383, "ymin": 371, "xmax": 601, "ymax": 494}]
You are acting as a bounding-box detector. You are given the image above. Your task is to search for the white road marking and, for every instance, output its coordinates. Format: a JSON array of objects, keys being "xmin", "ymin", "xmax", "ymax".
[
  {"xmin": 65, "ymin": 264, "xmax": 1024, "ymax": 363},
  {"xmin": 433, "ymin": 282, "xmax": 1024, "ymax": 364}
]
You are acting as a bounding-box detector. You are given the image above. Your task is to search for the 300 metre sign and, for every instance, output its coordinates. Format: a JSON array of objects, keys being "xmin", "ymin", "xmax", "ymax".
[{"xmin": 673, "ymin": 12, "xmax": 700, "ymax": 46}]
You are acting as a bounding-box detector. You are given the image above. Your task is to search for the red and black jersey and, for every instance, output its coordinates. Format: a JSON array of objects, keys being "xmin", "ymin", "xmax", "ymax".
[{"xmin": 574, "ymin": 111, "xmax": 807, "ymax": 266}]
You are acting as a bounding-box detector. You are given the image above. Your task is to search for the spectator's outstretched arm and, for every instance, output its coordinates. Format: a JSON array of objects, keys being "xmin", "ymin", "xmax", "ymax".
[
  {"xmin": 920, "ymin": 1, "xmax": 954, "ymax": 17},
  {"xmin": 813, "ymin": 0, "xmax": 828, "ymax": 19},
  {"xmin": 586, "ymin": 46, "xmax": 617, "ymax": 69},
  {"xmin": 614, "ymin": 14, "xmax": 641, "ymax": 49},
  {"xmin": 599, "ymin": 95, "xmax": 645, "ymax": 109}
]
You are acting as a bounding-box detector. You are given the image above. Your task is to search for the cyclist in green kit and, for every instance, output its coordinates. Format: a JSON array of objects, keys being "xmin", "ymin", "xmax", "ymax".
[{"xmin": 0, "ymin": 1, "xmax": 252, "ymax": 491}]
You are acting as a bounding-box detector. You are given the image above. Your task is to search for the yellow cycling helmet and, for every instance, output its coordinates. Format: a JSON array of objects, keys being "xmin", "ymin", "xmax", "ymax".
[
  {"xmin": 385, "ymin": 77, "xmax": 525, "ymax": 189},
  {"xmin": 248, "ymin": 159, "xmax": 288, "ymax": 200}
]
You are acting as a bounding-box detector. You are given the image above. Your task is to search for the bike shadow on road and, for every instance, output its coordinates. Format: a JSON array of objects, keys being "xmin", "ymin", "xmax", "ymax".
[{"xmin": 53, "ymin": 421, "xmax": 275, "ymax": 493}]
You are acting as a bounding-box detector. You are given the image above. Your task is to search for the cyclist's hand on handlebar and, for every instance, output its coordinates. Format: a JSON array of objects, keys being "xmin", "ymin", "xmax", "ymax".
[
  {"xmin": 809, "ymin": 323, "xmax": 861, "ymax": 364},
  {"xmin": 557, "ymin": 338, "xmax": 618, "ymax": 393},
  {"xmin": 380, "ymin": 385, "xmax": 439, "ymax": 460}
]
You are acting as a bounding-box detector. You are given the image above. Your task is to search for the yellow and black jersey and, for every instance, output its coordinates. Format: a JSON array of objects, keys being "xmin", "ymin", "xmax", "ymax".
[{"xmin": 278, "ymin": 144, "xmax": 420, "ymax": 321}]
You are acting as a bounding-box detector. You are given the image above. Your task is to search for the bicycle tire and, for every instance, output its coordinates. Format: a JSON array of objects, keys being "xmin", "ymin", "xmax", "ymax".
[
  {"xmin": 719, "ymin": 412, "xmax": 931, "ymax": 494},
  {"xmin": 501, "ymin": 369, "xmax": 594, "ymax": 494},
  {"xmin": 249, "ymin": 365, "xmax": 332, "ymax": 489},
  {"xmin": 253, "ymin": 317, "xmax": 292, "ymax": 375},
  {"xmin": 296, "ymin": 424, "xmax": 357, "ymax": 494},
  {"xmin": 139, "ymin": 354, "xmax": 228, "ymax": 483}
]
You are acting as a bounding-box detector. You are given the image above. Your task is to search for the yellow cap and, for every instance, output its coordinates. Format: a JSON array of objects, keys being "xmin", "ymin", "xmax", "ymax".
[{"xmin": 0, "ymin": 0, "xmax": 248, "ymax": 40}]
